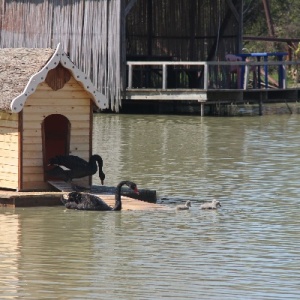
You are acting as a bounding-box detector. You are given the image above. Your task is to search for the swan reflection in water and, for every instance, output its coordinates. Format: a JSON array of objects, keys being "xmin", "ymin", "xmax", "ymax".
[{"xmin": 61, "ymin": 180, "xmax": 139, "ymax": 211}]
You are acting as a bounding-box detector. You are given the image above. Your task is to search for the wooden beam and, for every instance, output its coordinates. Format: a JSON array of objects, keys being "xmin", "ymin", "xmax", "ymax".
[
  {"xmin": 225, "ymin": 0, "xmax": 239, "ymax": 22},
  {"xmin": 189, "ymin": 0, "xmax": 196, "ymax": 60},
  {"xmin": 238, "ymin": 0, "xmax": 243, "ymax": 52},
  {"xmin": 206, "ymin": 0, "xmax": 239, "ymax": 61},
  {"xmin": 147, "ymin": 0, "xmax": 153, "ymax": 56},
  {"xmin": 125, "ymin": 0, "xmax": 138, "ymax": 16},
  {"xmin": 262, "ymin": 0, "xmax": 275, "ymax": 37},
  {"xmin": 243, "ymin": 36, "xmax": 300, "ymax": 43}
]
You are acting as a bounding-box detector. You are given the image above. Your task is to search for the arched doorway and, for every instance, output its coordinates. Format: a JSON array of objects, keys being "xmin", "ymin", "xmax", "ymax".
[{"xmin": 42, "ymin": 114, "xmax": 70, "ymax": 180}]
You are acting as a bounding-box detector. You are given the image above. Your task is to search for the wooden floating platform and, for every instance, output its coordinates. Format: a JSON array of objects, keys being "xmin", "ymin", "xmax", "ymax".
[
  {"xmin": 0, "ymin": 190, "xmax": 63, "ymax": 207},
  {"xmin": 0, "ymin": 181, "xmax": 169, "ymax": 211},
  {"xmin": 124, "ymin": 88, "xmax": 300, "ymax": 116},
  {"xmin": 88, "ymin": 194, "xmax": 169, "ymax": 211},
  {"xmin": 126, "ymin": 88, "xmax": 300, "ymax": 104}
]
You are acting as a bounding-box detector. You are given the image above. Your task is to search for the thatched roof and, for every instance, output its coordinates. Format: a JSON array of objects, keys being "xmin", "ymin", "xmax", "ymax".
[
  {"xmin": 0, "ymin": 48, "xmax": 55, "ymax": 111},
  {"xmin": 0, "ymin": 44, "xmax": 108, "ymax": 113}
]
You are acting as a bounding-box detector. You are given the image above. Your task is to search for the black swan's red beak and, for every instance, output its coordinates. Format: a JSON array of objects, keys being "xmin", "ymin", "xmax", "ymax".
[{"xmin": 134, "ymin": 187, "xmax": 139, "ymax": 194}]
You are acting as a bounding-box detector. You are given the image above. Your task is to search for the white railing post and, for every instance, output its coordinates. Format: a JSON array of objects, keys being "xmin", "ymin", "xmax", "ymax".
[
  {"xmin": 128, "ymin": 64, "xmax": 133, "ymax": 88},
  {"xmin": 244, "ymin": 64, "xmax": 249, "ymax": 90},
  {"xmin": 204, "ymin": 63, "xmax": 208, "ymax": 90},
  {"xmin": 162, "ymin": 64, "xmax": 167, "ymax": 89},
  {"xmin": 282, "ymin": 63, "xmax": 286, "ymax": 89},
  {"xmin": 126, "ymin": 59, "xmax": 293, "ymax": 91}
]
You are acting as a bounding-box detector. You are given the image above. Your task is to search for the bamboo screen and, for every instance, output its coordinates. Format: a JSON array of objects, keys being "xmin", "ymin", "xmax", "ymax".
[
  {"xmin": 126, "ymin": 0, "xmax": 240, "ymax": 62},
  {"xmin": 0, "ymin": 0, "xmax": 121, "ymax": 111},
  {"xmin": 0, "ymin": 0, "xmax": 241, "ymax": 109}
]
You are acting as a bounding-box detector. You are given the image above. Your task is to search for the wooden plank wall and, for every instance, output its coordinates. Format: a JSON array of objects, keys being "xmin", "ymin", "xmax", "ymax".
[
  {"xmin": 0, "ymin": 112, "xmax": 19, "ymax": 189},
  {"xmin": 22, "ymin": 76, "xmax": 92, "ymax": 190}
]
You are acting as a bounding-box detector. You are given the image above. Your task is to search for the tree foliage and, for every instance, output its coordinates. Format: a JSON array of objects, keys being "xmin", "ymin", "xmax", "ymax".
[{"xmin": 243, "ymin": 0, "xmax": 300, "ymax": 53}]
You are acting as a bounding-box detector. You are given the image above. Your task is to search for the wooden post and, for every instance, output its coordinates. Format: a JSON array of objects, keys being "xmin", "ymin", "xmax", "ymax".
[
  {"xmin": 120, "ymin": 0, "xmax": 126, "ymax": 92},
  {"xmin": 125, "ymin": 0, "xmax": 138, "ymax": 16},
  {"xmin": 200, "ymin": 103, "xmax": 204, "ymax": 117},
  {"xmin": 259, "ymin": 92, "xmax": 263, "ymax": 116},
  {"xmin": 147, "ymin": 0, "xmax": 153, "ymax": 57}
]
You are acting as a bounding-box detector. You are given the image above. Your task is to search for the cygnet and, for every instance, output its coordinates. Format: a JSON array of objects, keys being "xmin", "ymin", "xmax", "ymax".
[
  {"xmin": 200, "ymin": 199, "xmax": 221, "ymax": 209},
  {"xmin": 176, "ymin": 200, "xmax": 192, "ymax": 210}
]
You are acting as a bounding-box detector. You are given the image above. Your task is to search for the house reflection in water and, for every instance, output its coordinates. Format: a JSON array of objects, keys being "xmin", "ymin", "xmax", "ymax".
[{"xmin": 0, "ymin": 213, "xmax": 20, "ymax": 296}]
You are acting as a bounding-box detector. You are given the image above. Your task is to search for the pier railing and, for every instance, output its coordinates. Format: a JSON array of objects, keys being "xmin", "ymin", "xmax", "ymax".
[{"xmin": 126, "ymin": 60, "xmax": 300, "ymax": 91}]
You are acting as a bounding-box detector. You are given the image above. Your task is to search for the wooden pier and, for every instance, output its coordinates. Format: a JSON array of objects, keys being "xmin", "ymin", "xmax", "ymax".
[
  {"xmin": 0, "ymin": 181, "xmax": 169, "ymax": 211},
  {"xmin": 124, "ymin": 60, "xmax": 300, "ymax": 116}
]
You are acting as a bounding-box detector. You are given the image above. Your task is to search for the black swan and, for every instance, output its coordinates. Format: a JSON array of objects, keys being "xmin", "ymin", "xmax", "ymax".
[
  {"xmin": 200, "ymin": 199, "xmax": 221, "ymax": 209},
  {"xmin": 46, "ymin": 154, "xmax": 105, "ymax": 186},
  {"xmin": 61, "ymin": 180, "xmax": 139, "ymax": 211},
  {"xmin": 176, "ymin": 200, "xmax": 192, "ymax": 210}
]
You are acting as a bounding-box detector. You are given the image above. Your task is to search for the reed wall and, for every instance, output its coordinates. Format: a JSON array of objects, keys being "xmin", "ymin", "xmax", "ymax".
[
  {"xmin": 0, "ymin": 0, "xmax": 241, "ymax": 110},
  {"xmin": 0, "ymin": 0, "xmax": 121, "ymax": 111}
]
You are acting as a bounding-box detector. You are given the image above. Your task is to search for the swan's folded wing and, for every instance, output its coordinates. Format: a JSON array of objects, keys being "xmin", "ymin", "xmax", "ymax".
[
  {"xmin": 46, "ymin": 166, "xmax": 70, "ymax": 181},
  {"xmin": 83, "ymin": 193, "xmax": 112, "ymax": 210},
  {"xmin": 49, "ymin": 155, "xmax": 89, "ymax": 169}
]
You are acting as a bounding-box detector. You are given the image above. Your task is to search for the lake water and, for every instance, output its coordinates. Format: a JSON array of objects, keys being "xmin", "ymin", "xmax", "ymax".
[{"xmin": 1, "ymin": 114, "xmax": 300, "ymax": 299}]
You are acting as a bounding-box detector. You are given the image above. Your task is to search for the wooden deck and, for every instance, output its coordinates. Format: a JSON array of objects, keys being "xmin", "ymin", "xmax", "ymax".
[
  {"xmin": 125, "ymin": 88, "xmax": 300, "ymax": 116},
  {"xmin": 126, "ymin": 88, "xmax": 300, "ymax": 103},
  {"xmin": 125, "ymin": 60, "xmax": 300, "ymax": 116},
  {"xmin": 0, "ymin": 181, "xmax": 169, "ymax": 211}
]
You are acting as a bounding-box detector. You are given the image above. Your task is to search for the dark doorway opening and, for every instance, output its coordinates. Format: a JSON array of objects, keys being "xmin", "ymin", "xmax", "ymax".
[{"xmin": 42, "ymin": 114, "xmax": 70, "ymax": 180}]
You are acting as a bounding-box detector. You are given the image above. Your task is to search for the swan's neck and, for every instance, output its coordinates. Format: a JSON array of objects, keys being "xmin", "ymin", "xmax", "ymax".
[
  {"xmin": 91, "ymin": 156, "xmax": 105, "ymax": 177},
  {"xmin": 89, "ymin": 155, "xmax": 103, "ymax": 167},
  {"xmin": 113, "ymin": 181, "xmax": 128, "ymax": 211},
  {"xmin": 94, "ymin": 156, "xmax": 103, "ymax": 168}
]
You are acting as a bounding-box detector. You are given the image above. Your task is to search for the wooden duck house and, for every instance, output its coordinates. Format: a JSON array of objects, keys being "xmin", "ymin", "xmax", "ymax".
[{"xmin": 0, "ymin": 44, "xmax": 108, "ymax": 191}]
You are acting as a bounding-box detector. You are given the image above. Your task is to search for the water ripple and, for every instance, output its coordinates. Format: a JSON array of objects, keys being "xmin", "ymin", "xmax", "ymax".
[{"xmin": 1, "ymin": 115, "xmax": 300, "ymax": 299}]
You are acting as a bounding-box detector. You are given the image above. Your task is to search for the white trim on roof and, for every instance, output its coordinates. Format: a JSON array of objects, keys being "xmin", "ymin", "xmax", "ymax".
[{"xmin": 10, "ymin": 43, "xmax": 108, "ymax": 113}]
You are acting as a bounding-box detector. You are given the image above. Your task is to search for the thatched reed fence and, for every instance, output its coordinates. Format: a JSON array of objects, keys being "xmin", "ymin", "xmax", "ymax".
[
  {"xmin": 0, "ymin": 0, "xmax": 242, "ymax": 111},
  {"xmin": 0, "ymin": 0, "xmax": 121, "ymax": 111},
  {"xmin": 126, "ymin": 0, "xmax": 242, "ymax": 62}
]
